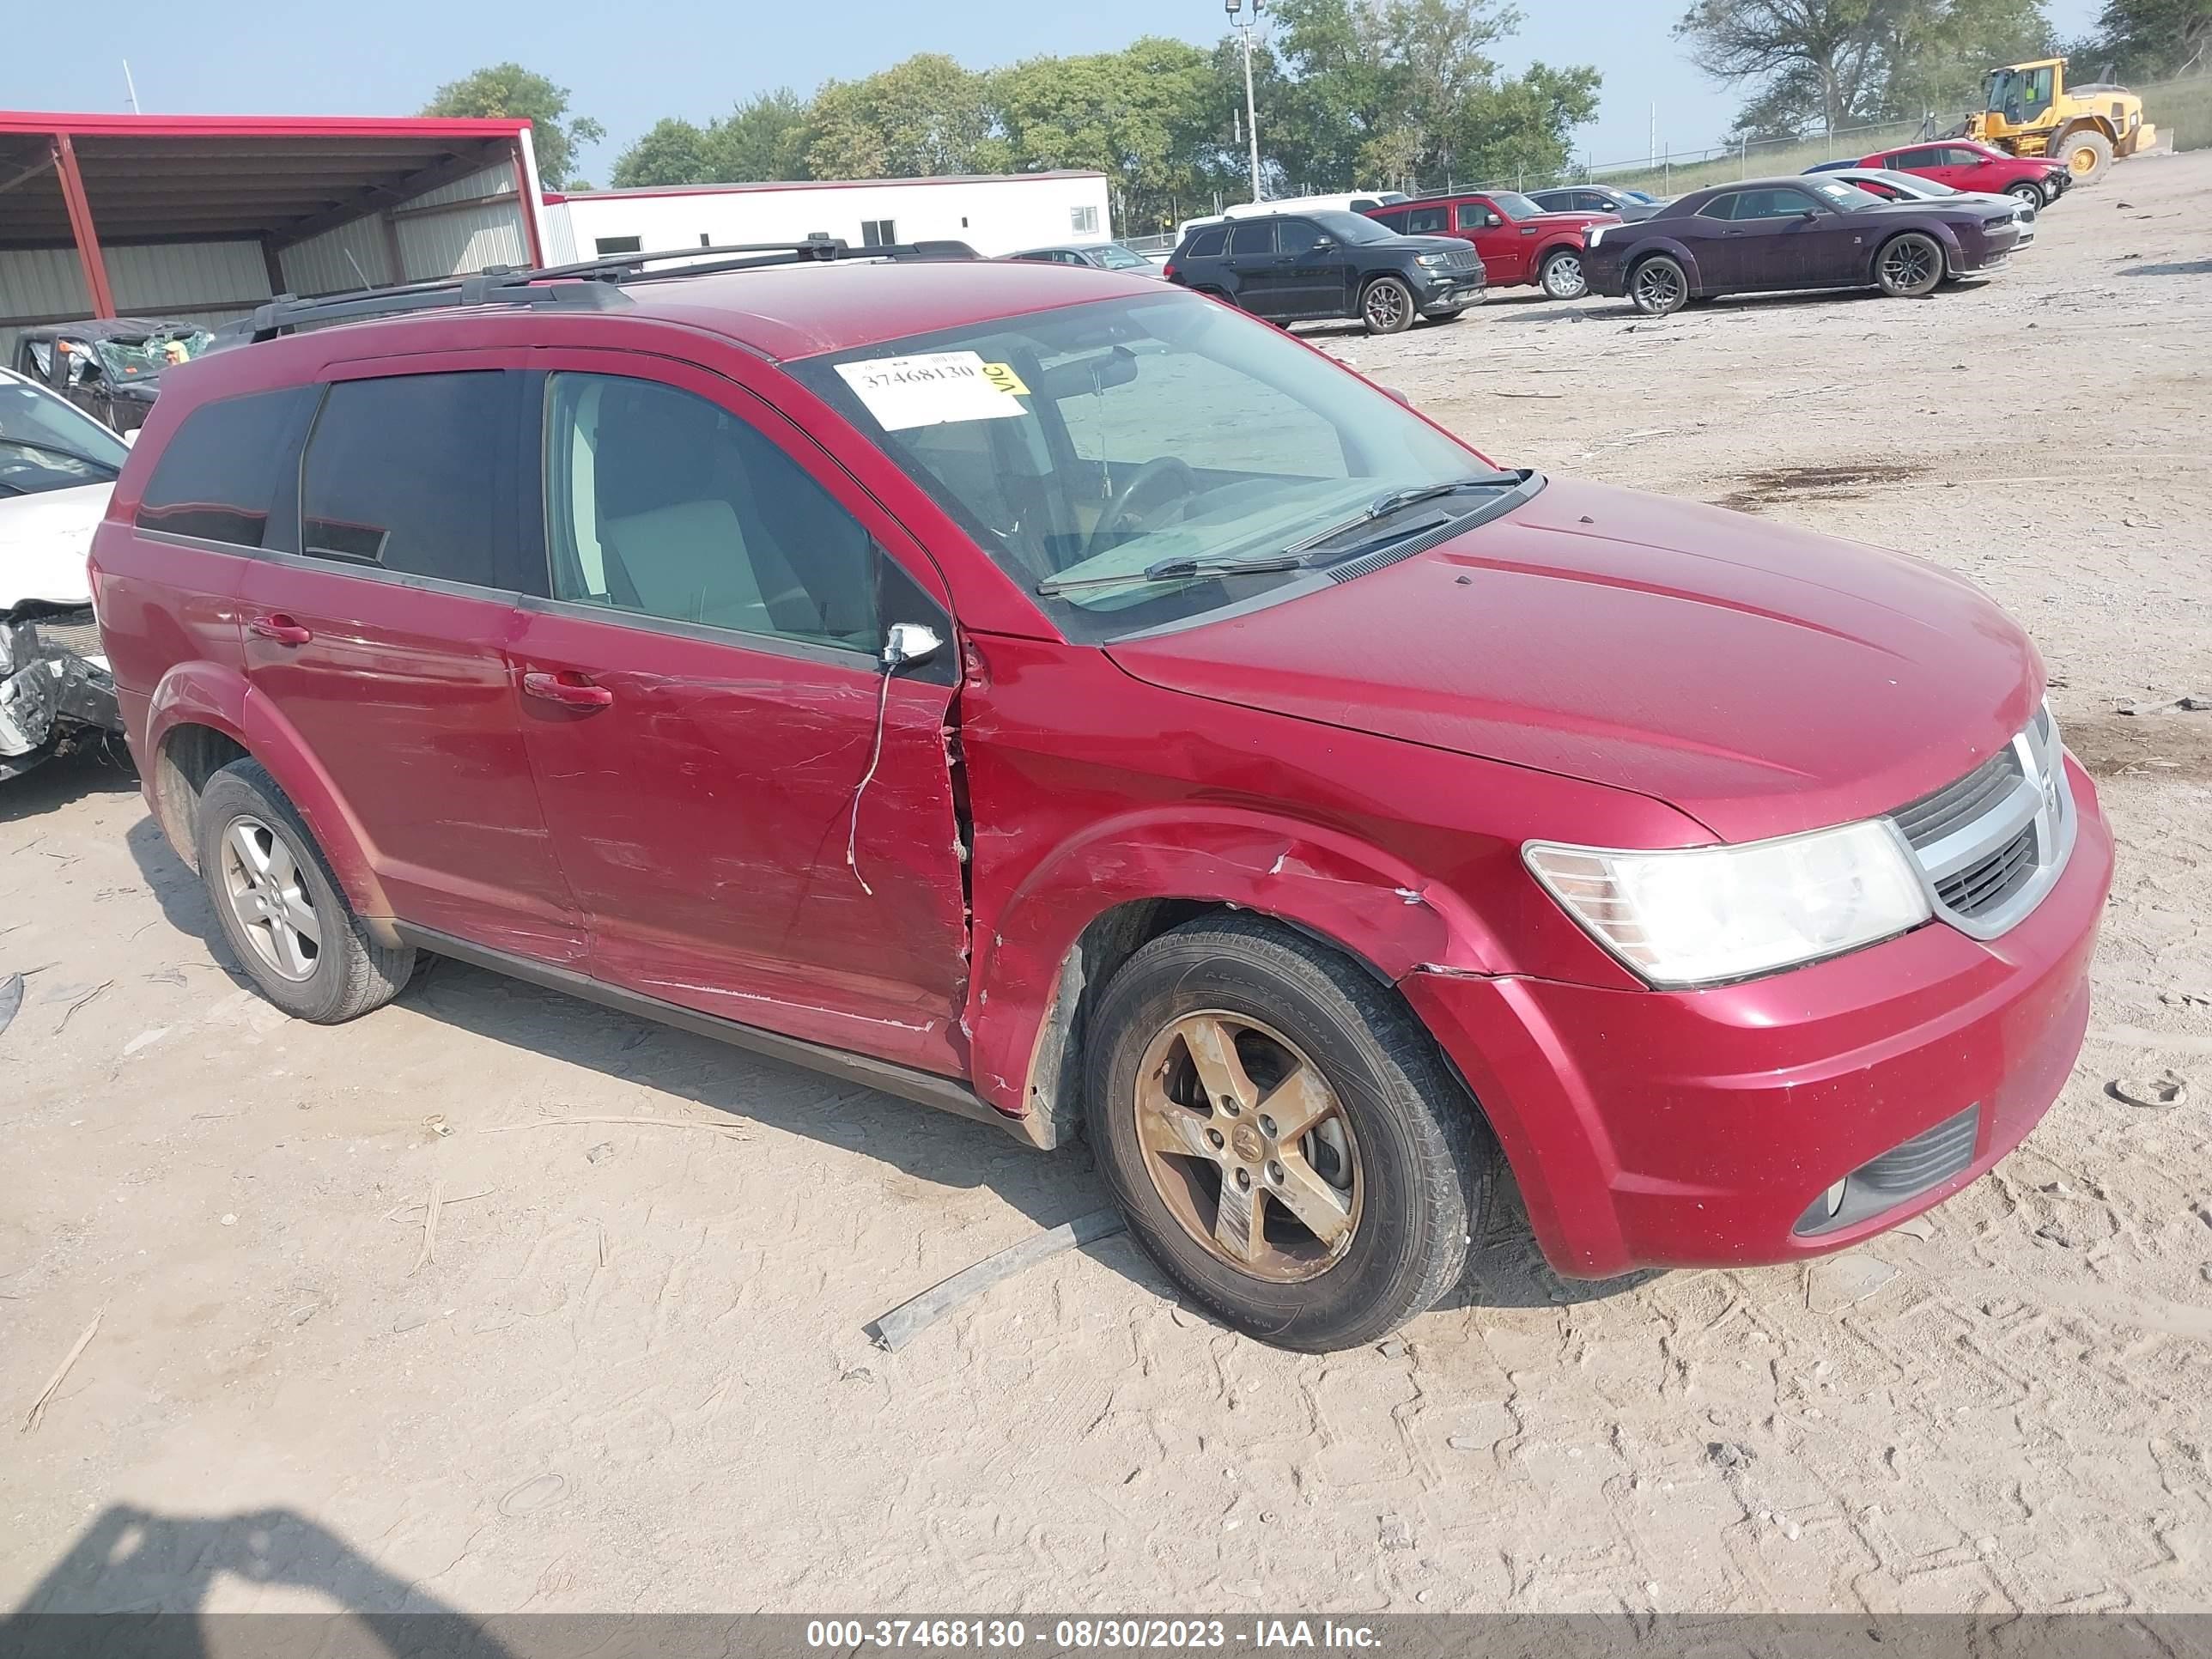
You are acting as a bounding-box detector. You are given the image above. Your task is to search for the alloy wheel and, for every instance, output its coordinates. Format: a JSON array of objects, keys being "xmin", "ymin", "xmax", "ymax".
[
  {"xmin": 1632, "ymin": 260, "xmax": 1683, "ymax": 313},
  {"xmin": 1544, "ymin": 253, "xmax": 1585, "ymax": 298},
  {"xmin": 1364, "ymin": 283, "xmax": 1408, "ymax": 331},
  {"xmin": 220, "ymin": 815, "xmax": 323, "ymax": 981},
  {"xmin": 1132, "ymin": 1011, "xmax": 1362, "ymax": 1282},
  {"xmin": 1880, "ymin": 235, "xmax": 1937, "ymax": 291}
]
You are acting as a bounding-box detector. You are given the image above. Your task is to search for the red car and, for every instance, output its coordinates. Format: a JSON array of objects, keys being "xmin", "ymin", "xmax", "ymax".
[
  {"xmin": 1366, "ymin": 191, "xmax": 1619, "ymax": 299},
  {"xmin": 1859, "ymin": 138, "xmax": 2070, "ymax": 208},
  {"xmin": 92, "ymin": 243, "xmax": 2111, "ymax": 1352}
]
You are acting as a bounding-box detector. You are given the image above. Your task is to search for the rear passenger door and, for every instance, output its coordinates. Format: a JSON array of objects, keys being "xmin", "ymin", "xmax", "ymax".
[
  {"xmin": 1222, "ymin": 220, "xmax": 1284, "ymax": 314},
  {"xmin": 511, "ymin": 356, "xmax": 972, "ymax": 1076},
  {"xmin": 237, "ymin": 359, "xmax": 586, "ymax": 963}
]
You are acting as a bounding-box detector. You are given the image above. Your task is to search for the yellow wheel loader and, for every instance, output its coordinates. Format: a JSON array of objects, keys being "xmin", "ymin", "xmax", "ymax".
[{"xmin": 1964, "ymin": 58, "xmax": 2159, "ymax": 184}]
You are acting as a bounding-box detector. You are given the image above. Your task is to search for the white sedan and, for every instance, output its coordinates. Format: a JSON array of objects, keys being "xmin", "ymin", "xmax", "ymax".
[{"xmin": 1816, "ymin": 167, "xmax": 2038, "ymax": 248}]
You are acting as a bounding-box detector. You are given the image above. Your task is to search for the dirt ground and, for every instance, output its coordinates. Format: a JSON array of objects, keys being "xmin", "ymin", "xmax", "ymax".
[{"xmin": 4, "ymin": 155, "xmax": 2210, "ymax": 1621}]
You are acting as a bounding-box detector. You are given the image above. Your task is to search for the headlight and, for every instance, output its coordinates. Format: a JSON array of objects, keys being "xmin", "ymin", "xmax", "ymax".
[
  {"xmin": 1586, "ymin": 225, "xmax": 1606, "ymax": 248},
  {"xmin": 1414, "ymin": 252, "xmax": 1451, "ymax": 268},
  {"xmin": 1523, "ymin": 820, "xmax": 1930, "ymax": 988}
]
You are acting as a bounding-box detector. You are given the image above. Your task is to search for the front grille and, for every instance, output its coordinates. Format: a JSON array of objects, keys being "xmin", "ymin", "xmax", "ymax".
[
  {"xmin": 1936, "ymin": 823, "xmax": 2038, "ymax": 916},
  {"xmin": 1894, "ymin": 747, "xmax": 2021, "ymax": 845},
  {"xmin": 1885, "ymin": 708, "xmax": 2072, "ymax": 939}
]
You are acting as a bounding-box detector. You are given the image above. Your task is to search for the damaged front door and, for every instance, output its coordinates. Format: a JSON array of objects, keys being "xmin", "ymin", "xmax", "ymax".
[{"xmin": 514, "ymin": 360, "xmax": 972, "ymax": 1076}]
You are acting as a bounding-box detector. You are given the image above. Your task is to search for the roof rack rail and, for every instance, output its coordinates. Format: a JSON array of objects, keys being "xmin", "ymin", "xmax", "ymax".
[{"xmin": 212, "ymin": 235, "xmax": 981, "ymax": 347}]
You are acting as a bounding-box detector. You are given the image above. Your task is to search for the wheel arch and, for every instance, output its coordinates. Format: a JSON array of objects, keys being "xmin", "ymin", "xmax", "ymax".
[
  {"xmin": 1625, "ymin": 240, "xmax": 1702, "ymax": 293},
  {"xmin": 1869, "ymin": 221, "xmax": 1959, "ymax": 283}
]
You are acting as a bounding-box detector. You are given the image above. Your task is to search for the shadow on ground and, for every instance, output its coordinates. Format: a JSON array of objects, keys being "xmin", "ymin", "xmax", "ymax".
[
  {"xmin": 3, "ymin": 1505, "xmax": 513, "ymax": 1655},
  {"xmin": 124, "ymin": 807, "xmax": 1655, "ymax": 1337},
  {"xmin": 0, "ymin": 744, "xmax": 138, "ymax": 827}
]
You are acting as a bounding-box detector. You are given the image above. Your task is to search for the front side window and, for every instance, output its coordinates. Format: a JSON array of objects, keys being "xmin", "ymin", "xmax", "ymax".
[
  {"xmin": 789, "ymin": 292, "xmax": 1501, "ymax": 643},
  {"xmin": 0, "ymin": 379, "xmax": 130, "ymax": 498},
  {"xmin": 136, "ymin": 387, "xmax": 314, "ymax": 544},
  {"xmin": 1729, "ymin": 187, "xmax": 1820, "ymax": 220},
  {"xmin": 543, "ymin": 372, "xmax": 878, "ymax": 653},
  {"xmin": 1276, "ymin": 220, "xmax": 1328, "ymax": 256},
  {"xmin": 300, "ymin": 373, "xmax": 507, "ymax": 584},
  {"xmin": 1455, "ymin": 203, "xmax": 1491, "ymax": 230}
]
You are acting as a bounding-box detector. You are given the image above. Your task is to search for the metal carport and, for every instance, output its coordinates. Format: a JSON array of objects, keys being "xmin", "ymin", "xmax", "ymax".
[{"xmin": 0, "ymin": 112, "xmax": 548, "ymax": 356}]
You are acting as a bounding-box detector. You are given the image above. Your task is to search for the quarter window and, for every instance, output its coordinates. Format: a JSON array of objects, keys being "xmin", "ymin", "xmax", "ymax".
[
  {"xmin": 136, "ymin": 387, "xmax": 316, "ymax": 549},
  {"xmin": 299, "ymin": 373, "xmax": 507, "ymax": 585},
  {"xmin": 542, "ymin": 373, "xmax": 878, "ymax": 653}
]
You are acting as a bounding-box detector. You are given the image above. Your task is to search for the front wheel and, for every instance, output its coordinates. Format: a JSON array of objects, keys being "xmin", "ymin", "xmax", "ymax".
[
  {"xmin": 1630, "ymin": 254, "xmax": 1689, "ymax": 316},
  {"xmin": 1539, "ymin": 248, "xmax": 1588, "ymax": 300},
  {"xmin": 2008, "ymin": 180, "xmax": 2046, "ymax": 208},
  {"xmin": 1359, "ymin": 276, "xmax": 1416, "ymax": 335},
  {"xmin": 1085, "ymin": 916, "xmax": 1492, "ymax": 1352},
  {"xmin": 1875, "ymin": 231, "xmax": 1944, "ymax": 297}
]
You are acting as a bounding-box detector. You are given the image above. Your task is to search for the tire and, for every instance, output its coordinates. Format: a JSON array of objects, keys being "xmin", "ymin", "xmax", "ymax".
[
  {"xmin": 1359, "ymin": 276, "xmax": 1416, "ymax": 335},
  {"xmin": 1538, "ymin": 247, "xmax": 1588, "ymax": 300},
  {"xmin": 2049, "ymin": 127, "xmax": 2112, "ymax": 184},
  {"xmin": 1085, "ymin": 915, "xmax": 1493, "ymax": 1352},
  {"xmin": 2007, "ymin": 180, "xmax": 2045, "ymax": 208},
  {"xmin": 1875, "ymin": 231, "xmax": 1944, "ymax": 297},
  {"xmin": 195, "ymin": 758, "xmax": 416, "ymax": 1024},
  {"xmin": 1629, "ymin": 254, "xmax": 1689, "ymax": 316}
]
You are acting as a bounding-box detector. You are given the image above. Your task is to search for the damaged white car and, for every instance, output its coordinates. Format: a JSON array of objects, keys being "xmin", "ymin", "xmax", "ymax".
[{"xmin": 0, "ymin": 365, "xmax": 125, "ymax": 779}]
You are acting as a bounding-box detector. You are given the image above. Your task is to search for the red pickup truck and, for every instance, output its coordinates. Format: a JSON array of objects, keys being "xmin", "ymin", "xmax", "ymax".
[{"xmin": 1366, "ymin": 191, "xmax": 1620, "ymax": 299}]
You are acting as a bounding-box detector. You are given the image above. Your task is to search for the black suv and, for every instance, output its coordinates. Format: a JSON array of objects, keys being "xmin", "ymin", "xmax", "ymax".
[{"xmin": 1164, "ymin": 210, "xmax": 1483, "ymax": 335}]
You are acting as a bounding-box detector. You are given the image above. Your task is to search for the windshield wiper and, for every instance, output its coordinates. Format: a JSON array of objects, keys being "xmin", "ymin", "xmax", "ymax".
[
  {"xmin": 1284, "ymin": 474, "xmax": 1515, "ymax": 554},
  {"xmin": 0, "ymin": 437, "xmax": 118, "ymax": 477},
  {"xmin": 1036, "ymin": 552, "xmax": 1307, "ymax": 596}
]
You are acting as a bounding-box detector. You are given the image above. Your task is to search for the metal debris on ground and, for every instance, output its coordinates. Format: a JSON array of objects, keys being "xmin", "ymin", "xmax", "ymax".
[
  {"xmin": 867, "ymin": 1208, "xmax": 1127, "ymax": 1352},
  {"xmin": 21, "ymin": 1311, "xmax": 101, "ymax": 1433},
  {"xmin": 2108, "ymin": 1070, "xmax": 2189, "ymax": 1109},
  {"xmin": 0, "ymin": 973, "xmax": 20, "ymax": 1039},
  {"xmin": 407, "ymin": 1178, "xmax": 445, "ymax": 1277},
  {"xmin": 482, "ymin": 1113, "xmax": 747, "ymax": 1137}
]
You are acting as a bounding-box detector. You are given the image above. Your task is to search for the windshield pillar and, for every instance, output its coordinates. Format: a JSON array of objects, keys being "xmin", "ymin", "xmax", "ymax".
[{"xmin": 51, "ymin": 132, "xmax": 118, "ymax": 319}]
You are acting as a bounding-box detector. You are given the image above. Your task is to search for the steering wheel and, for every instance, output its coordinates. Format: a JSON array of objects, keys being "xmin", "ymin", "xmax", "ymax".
[{"xmin": 1083, "ymin": 456, "xmax": 1198, "ymax": 562}]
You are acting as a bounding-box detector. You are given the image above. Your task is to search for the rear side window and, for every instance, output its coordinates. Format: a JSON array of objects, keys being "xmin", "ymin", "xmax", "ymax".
[
  {"xmin": 1185, "ymin": 228, "xmax": 1227, "ymax": 258},
  {"xmin": 300, "ymin": 373, "xmax": 507, "ymax": 586},
  {"xmin": 135, "ymin": 387, "xmax": 314, "ymax": 548},
  {"xmin": 1367, "ymin": 210, "xmax": 1407, "ymax": 232},
  {"xmin": 1405, "ymin": 206, "xmax": 1449, "ymax": 234},
  {"xmin": 1227, "ymin": 222, "xmax": 1275, "ymax": 256}
]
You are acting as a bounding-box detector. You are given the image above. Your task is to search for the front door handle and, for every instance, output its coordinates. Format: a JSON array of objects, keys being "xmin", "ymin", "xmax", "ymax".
[
  {"xmin": 248, "ymin": 614, "xmax": 313, "ymax": 646},
  {"xmin": 522, "ymin": 670, "xmax": 615, "ymax": 709}
]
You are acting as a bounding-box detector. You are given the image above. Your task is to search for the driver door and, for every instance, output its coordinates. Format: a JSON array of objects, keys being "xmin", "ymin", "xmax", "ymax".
[
  {"xmin": 511, "ymin": 354, "xmax": 973, "ymax": 1075},
  {"xmin": 1273, "ymin": 219, "xmax": 1350, "ymax": 318}
]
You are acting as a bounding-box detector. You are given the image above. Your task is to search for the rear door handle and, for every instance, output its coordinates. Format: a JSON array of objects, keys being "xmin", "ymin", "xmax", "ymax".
[
  {"xmin": 248, "ymin": 614, "xmax": 313, "ymax": 645},
  {"xmin": 522, "ymin": 670, "xmax": 615, "ymax": 709}
]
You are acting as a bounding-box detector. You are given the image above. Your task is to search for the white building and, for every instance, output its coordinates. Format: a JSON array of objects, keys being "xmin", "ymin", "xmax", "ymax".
[{"xmin": 541, "ymin": 171, "xmax": 1114, "ymax": 264}]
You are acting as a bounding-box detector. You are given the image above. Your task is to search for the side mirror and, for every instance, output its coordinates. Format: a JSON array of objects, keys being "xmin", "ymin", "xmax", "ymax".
[
  {"xmin": 1377, "ymin": 385, "xmax": 1413, "ymax": 407},
  {"xmin": 1311, "ymin": 234, "xmax": 1335, "ymax": 250},
  {"xmin": 883, "ymin": 622, "xmax": 942, "ymax": 671},
  {"xmin": 121, "ymin": 428, "xmax": 137, "ymax": 447}
]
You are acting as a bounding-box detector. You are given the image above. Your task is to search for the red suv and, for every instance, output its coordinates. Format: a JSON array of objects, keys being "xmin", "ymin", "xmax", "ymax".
[
  {"xmin": 1860, "ymin": 139, "xmax": 2070, "ymax": 208},
  {"xmin": 91, "ymin": 243, "xmax": 2112, "ymax": 1352},
  {"xmin": 1365, "ymin": 192, "xmax": 1620, "ymax": 300}
]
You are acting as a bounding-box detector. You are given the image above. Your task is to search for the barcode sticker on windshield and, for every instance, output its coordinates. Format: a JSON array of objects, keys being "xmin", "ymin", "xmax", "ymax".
[{"xmin": 835, "ymin": 351, "xmax": 1029, "ymax": 430}]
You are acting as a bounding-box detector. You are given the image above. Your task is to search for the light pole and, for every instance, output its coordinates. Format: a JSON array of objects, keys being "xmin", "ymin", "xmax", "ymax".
[{"xmin": 1225, "ymin": 0, "xmax": 1263, "ymax": 203}]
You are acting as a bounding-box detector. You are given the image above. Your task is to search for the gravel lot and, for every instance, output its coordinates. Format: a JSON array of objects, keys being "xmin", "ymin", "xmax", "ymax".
[{"xmin": 4, "ymin": 152, "xmax": 2209, "ymax": 1620}]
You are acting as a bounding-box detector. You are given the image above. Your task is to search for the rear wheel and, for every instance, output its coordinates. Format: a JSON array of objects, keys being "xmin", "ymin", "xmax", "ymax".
[
  {"xmin": 1538, "ymin": 247, "xmax": 1588, "ymax": 300},
  {"xmin": 195, "ymin": 759, "xmax": 416, "ymax": 1024},
  {"xmin": 1085, "ymin": 917, "xmax": 1492, "ymax": 1352},
  {"xmin": 2050, "ymin": 127, "xmax": 2112, "ymax": 183},
  {"xmin": 1359, "ymin": 276, "xmax": 1416, "ymax": 335},
  {"xmin": 1629, "ymin": 254, "xmax": 1689, "ymax": 316},
  {"xmin": 1875, "ymin": 231, "xmax": 1944, "ymax": 297}
]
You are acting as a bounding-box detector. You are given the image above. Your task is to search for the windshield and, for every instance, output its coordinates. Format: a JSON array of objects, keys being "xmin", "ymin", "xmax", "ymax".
[
  {"xmin": 91, "ymin": 326, "xmax": 213, "ymax": 386},
  {"xmin": 1095, "ymin": 244, "xmax": 1150, "ymax": 270},
  {"xmin": 1310, "ymin": 210, "xmax": 1395, "ymax": 245},
  {"xmin": 1808, "ymin": 179, "xmax": 1886, "ymax": 210},
  {"xmin": 1490, "ymin": 192, "xmax": 1548, "ymax": 220},
  {"xmin": 0, "ymin": 380, "xmax": 129, "ymax": 496},
  {"xmin": 1985, "ymin": 68, "xmax": 2021, "ymax": 112},
  {"xmin": 789, "ymin": 292, "xmax": 1497, "ymax": 641}
]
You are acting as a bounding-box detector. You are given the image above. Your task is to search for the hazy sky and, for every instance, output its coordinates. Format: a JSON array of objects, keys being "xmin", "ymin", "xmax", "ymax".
[{"xmin": 21, "ymin": 0, "xmax": 2103, "ymax": 176}]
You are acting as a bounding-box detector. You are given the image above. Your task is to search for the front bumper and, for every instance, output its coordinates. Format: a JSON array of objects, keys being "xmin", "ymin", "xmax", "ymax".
[
  {"xmin": 0, "ymin": 610, "xmax": 121, "ymax": 777},
  {"xmin": 1413, "ymin": 270, "xmax": 1486, "ymax": 313},
  {"xmin": 1401, "ymin": 753, "xmax": 2113, "ymax": 1279}
]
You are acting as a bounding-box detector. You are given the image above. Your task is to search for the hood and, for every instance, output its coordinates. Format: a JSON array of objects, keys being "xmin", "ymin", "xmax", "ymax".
[
  {"xmin": 1530, "ymin": 210, "xmax": 1624, "ymax": 228},
  {"xmin": 1106, "ymin": 477, "xmax": 2039, "ymax": 845},
  {"xmin": 0, "ymin": 482, "xmax": 107, "ymax": 611}
]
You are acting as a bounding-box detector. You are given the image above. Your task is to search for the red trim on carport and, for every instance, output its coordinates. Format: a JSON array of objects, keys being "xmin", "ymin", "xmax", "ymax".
[{"xmin": 50, "ymin": 132, "xmax": 114, "ymax": 319}]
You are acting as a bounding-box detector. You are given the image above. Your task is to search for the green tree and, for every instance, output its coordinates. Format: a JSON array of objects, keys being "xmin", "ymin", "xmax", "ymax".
[
  {"xmin": 422, "ymin": 63, "xmax": 605, "ymax": 190},
  {"xmin": 611, "ymin": 118, "xmax": 715, "ymax": 188},
  {"xmin": 2074, "ymin": 0, "xmax": 2212, "ymax": 76},
  {"xmin": 805, "ymin": 55, "xmax": 1009, "ymax": 179},
  {"xmin": 611, "ymin": 92, "xmax": 815, "ymax": 188},
  {"xmin": 994, "ymin": 39, "xmax": 1221, "ymax": 233}
]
